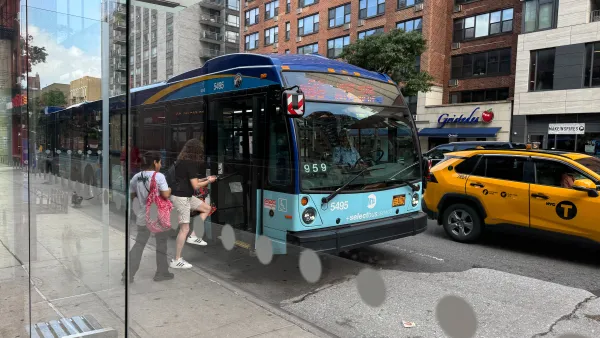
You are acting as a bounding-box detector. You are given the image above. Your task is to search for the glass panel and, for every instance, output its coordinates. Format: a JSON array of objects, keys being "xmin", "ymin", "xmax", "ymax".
[
  {"xmin": 591, "ymin": 43, "xmax": 600, "ymax": 87},
  {"xmin": 475, "ymin": 13, "xmax": 490, "ymax": 37},
  {"xmin": 538, "ymin": 3, "xmax": 553, "ymax": 30},
  {"xmin": 524, "ymin": 0, "xmax": 537, "ymax": 32},
  {"xmin": 535, "ymin": 49, "xmax": 555, "ymax": 90}
]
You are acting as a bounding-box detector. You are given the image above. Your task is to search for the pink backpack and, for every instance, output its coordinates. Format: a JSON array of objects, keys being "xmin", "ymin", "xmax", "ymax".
[{"xmin": 145, "ymin": 172, "xmax": 173, "ymax": 233}]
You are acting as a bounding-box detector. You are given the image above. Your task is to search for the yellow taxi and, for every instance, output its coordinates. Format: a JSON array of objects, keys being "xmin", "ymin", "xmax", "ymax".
[{"xmin": 422, "ymin": 147, "xmax": 600, "ymax": 243}]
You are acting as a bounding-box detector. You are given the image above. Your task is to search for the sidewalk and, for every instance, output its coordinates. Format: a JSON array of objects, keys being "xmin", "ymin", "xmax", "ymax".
[{"xmin": 0, "ymin": 166, "xmax": 323, "ymax": 338}]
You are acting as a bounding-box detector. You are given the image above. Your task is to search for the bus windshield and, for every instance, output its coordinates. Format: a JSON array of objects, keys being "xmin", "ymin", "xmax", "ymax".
[{"xmin": 295, "ymin": 102, "xmax": 420, "ymax": 192}]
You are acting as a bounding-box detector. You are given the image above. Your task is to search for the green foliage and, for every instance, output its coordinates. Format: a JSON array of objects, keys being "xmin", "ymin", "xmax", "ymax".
[
  {"xmin": 339, "ymin": 29, "xmax": 434, "ymax": 97},
  {"xmin": 36, "ymin": 89, "xmax": 67, "ymax": 107},
  {"xmin": 20, "ymin": 35, "xmax": 48, "ymax": 72}
]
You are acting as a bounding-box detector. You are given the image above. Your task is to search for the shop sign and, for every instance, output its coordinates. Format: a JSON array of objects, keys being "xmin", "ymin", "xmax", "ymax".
[
  {"xmin": 548, "ymin": 123, "xmax": 585, "ymax": 135},
  {"xmin": 437, "ymin": 107, "xmax": 494, "ymax": 128}
]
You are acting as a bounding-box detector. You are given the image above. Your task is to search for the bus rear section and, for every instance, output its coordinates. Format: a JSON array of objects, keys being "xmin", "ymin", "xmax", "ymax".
[{"xmin": 260, "ymin": 70, "xmax": 427, "ymax": 255}]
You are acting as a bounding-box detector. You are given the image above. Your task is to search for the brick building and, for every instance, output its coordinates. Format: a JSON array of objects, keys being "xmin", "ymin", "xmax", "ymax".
[{"xmin": 240, "ymin": 0, "xmax": 522, "ymax": 151}]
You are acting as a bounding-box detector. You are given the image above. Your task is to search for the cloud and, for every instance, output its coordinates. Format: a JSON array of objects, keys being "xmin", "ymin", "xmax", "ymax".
[{"xmin": 29, "ymin": 25, "xmax": 102, "ymax": 88}]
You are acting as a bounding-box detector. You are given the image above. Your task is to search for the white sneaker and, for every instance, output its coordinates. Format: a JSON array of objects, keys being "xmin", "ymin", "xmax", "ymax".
[
  {"xmin": 186, "ymin": 236, "xmax": 207, "ymax": 246},
  {"xmin": 170, "ymin": 258, "xmax": 192, "ymax": 269}
]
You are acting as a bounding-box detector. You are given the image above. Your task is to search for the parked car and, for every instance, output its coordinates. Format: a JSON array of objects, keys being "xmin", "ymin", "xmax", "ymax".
[
  {"xmin": 422, "ymin": 148, "xmax": 600, "ymax": 243},
  {"xmin": 424, "ymin": 141, "xmax": 526, "ymax": 169}
]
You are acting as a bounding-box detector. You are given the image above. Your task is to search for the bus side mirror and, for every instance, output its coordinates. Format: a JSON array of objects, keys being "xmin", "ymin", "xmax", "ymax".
[{"xmin": 282, "ymin": 90, "xmax": 305, "ymax": 118}]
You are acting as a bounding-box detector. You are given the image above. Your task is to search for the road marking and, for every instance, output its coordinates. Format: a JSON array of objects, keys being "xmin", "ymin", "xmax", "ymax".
[{"xmin": 383, "ymin": 244, "xmax": 445, "ymax": 262}]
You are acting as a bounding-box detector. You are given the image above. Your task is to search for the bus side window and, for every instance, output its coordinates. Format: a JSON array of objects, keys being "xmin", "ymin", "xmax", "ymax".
[{"xmin": 268, "ymin": 117, "xmax": 291, "ymax": 186}]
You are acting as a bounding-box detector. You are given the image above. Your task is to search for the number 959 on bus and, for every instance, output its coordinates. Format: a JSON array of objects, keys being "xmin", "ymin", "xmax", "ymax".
[{"xmin": 304, "ymin": 163, "xmax": 327, "ymax": 173}]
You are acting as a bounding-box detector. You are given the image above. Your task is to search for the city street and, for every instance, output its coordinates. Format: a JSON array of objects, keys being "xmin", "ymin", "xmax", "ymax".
[{"xmin": 21, "ymin": 171, "xmax": 600, "ymax": 337}]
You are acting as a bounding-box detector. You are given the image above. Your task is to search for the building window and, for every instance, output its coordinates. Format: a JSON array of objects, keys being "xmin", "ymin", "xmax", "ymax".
[
  {"xmin": 298, "ymin": 14, "xmax": 319, "ymax": 36},
  {"xmin": 285, "ymin": 22, "xmax": 290, "ymax": 40},
  {"xmin": 451, "ymin": 48, "xmax": 511, "ymax": 79},
  {"xmin": 529, "ymin": 48, "xmax": 555, "ymax": 91},
  {"xmin": 245, "ymin": 7, "xmax": 260, "ymax": 26},
  {"xmin": 397, "ymin": 18, "xmax": 422, "ymax": 32},
  {"xmin": 359, "ymin": 0, "xmax": 385, "ymax": 19},
  {"xmin": 286, "ymin": 0, "xmax": 291, "ymax": 13},
  {"xmin": 228, "ymin": 0, "xmax": 240, "ymax": 11},
  {"xmin": 453, "ymin": 8, "xmax": 513, "ymax": 42},
  {"xmin": 285, "ymin": 49, "xmax": 290, "ymax": 54},
  {"xmin": 415, "ymin": 54, "xmax": 421, "ymax": 72},
  {"xmin": 226, "ymin": 14, "xmax": 240, "ymax": 27},
  {"xmin": 327, "ymin": 35, "xmax": 350, "ymax": 58},
  {"xmin": 226, "ymin": 30, "xmax": 239, "ymax": 44},
  {"xmin": 298, "ymin": 43, "xmax": 319, "ymax": 54},
  {"xmin": 584, "ymin": 42, "xmax": 600, "ymax": 88},
  {"xmin": 523, "ymin": 0, "xmax": 557, "ymax": 33},
  {"xmin": 397, "ymin": 0, "xmax": 422, "ymax": 9},
  {"xmin": 328, "ymin": 4, "xmax": 351, "ymax": 28},
  {"xmin": 450, "ymin": 88, "xmax": 509, "ymax": 103},
  {"xmin": 245, "ymin": 32, "xmax": 259, "ymax": 50},
  {"xmin": 265, "ymin": 1, "xmax": 279, "ymax": 20},
  {"xmin": 406, "ymin": 95, "xmax": 417, "ymax": 113},
  {"xmin": 358, "ymin": 27, "xmax": 384, "ymax": 39},
  {"xmin": 299, "ymin": 0, "xmax": 317, "ymax": 8},
  {"xmin": 264, "ymin": 26, "xmax": 279, "ymax": 45}
]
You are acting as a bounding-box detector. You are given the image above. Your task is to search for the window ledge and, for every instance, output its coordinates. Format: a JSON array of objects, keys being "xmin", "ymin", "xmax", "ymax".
[
  {"xmin": 328, "ymin": 23, "xmax": 349, "ymax": 30},
  {"xmin": 455, "ymin": 31, "xmax": 514, "ymax": 44},
  {"xmin": 359, "ymin": 13, "xmax": 386, "ymax": 21},
  {"xmin": 396, "ymin": 5, "xmax": 416, "ymax": 11},
  {"xmin": 451, "ymin": 73, "xmax": 512, "ymax": 81},
  {"xmin": 299, "ymin": 31, "xmax": 319, "ymax": 37}
]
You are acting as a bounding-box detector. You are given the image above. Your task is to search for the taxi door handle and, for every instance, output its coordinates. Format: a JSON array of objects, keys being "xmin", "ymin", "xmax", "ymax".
[
  {"xmin": 470, "ymin": 182, "xmax": 484, "ymax": 188},
  {"xmin": 531, "ymin": 193, "xmax": 549, "ymax": 200}
]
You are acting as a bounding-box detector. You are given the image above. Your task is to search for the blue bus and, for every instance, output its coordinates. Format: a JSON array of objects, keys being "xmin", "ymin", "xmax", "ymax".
[{"xmin": 44, "ymin": 53, "xmax": 428, "ymax": 254}]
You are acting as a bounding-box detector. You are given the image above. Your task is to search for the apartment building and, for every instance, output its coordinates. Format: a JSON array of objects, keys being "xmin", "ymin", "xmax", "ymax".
[
  {"xmin": 104, "ymin": 0, "xmax": 241, "ymax": 96},
  {"xmin": 512, "ymin": 0, "xmax": 600, "ymax": 155},
  {"xmin": 240, "ymin": 0, "xmax": 522, "ymax": 151},
  {"xmin": 69, "ymin": 76, "xmax": 102, "ymax": 105}
]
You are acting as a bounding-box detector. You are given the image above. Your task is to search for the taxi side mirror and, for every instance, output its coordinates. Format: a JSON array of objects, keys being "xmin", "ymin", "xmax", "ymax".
[{"xmin": 572, "ymin": 179, "xmax": 599, "ymax": 198}]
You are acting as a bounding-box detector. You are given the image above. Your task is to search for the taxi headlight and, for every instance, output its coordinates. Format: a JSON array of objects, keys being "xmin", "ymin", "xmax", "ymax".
[
  {"xmin": 412, "ymin": 193, "xmax": 419, "ymax": 207},
  {"xmin": 302, "ymin": 207, "xmax": 316, "ymax": 224}
]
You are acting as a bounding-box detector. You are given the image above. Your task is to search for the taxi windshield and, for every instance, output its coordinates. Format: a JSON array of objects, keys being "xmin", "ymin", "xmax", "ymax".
[{"xmin": 575, "ymin": 157, "xmax": 600, "ymax": 176}]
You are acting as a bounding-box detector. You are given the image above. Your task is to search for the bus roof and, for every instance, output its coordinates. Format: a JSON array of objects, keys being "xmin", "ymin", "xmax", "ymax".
[{"xmin": 166, "ymin": 53, "xmax": 393, "ymax": 84}]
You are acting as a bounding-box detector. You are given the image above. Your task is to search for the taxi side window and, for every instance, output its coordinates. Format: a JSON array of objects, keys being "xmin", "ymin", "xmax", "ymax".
[
  {"xmin": 455, "ymin": 155, "xmax": 481, "ymax": 175},
  {"xmin": 481, "ymin": 156, "xmax": 526, "ymax": 182},
  {"xmin": 534, "ymin": 160, "xmax": 586, "ymax": 188}
]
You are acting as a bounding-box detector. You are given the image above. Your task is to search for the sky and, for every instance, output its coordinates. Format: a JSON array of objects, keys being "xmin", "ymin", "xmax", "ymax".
[{"xmin": 26, "ymin": 1, "xmax": 103, "ymax": 88}]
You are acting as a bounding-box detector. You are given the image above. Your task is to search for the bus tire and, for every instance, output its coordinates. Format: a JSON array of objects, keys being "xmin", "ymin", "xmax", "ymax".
[{"xmin": 441, "ymin": 203, "xmax": 483, "ymax": 243}]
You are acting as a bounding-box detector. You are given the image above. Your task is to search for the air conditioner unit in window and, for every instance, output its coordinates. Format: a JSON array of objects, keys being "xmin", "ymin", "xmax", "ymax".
[
  {"xmin": 296, "ymin": 36, "xmax": 302, "ymax": 42},
  {"xmin": 244, "ymin": 26, "xmax": 248, "ymax": 32},
  {"xmin": 358, "ymin": 20, "xmax": 365, "ymax": 27},
  {"xmin": 274, "ymin": 15, "xmax": 279, "ymax": 22},
  {"xmin": 449, "ymin": 79, "xmax": 459, "ymax": 87},
  {"xmin": 296, "ymin": 8, "xmax": 302, "ymax": 14},
  {"xmin": 415, "ymin": 3, "xmax": 424, "ymax": 12},
  {"xmin": 273, "ymin": 42, "xmax": 278, "ymax": 49},
  {"xmin": 451, "ymin": 42, "xmax": 460, "ymax": 50},
  {"xmin": 343, "ymin": 23, "xmax": 351, "ymax": 30},
  {"xmin": 244, "ymin": 1, "xmax": 248, "ymax": 7},
  {"xmin": 453, "ymin": 4, "xmax": 462, "ymax": 13}
]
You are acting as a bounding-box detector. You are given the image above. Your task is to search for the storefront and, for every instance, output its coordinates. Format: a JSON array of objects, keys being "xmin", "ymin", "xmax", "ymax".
[
  {"xmin": 514, "ymin": 113, "xmax": 600, "ymax": 156},
  {"xmin": 415, "ymin": 101, "xmax": 511, "ymax": 152}
]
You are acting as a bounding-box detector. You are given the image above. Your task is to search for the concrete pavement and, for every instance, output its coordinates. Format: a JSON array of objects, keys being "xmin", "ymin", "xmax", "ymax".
[{"xmin": 0, "ymin": 166, "xmax": 324, "ymax": 338}]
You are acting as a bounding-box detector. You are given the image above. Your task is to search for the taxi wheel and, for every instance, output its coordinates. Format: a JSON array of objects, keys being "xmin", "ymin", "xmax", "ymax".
[{"xmin": 442, "ymin": 203, "xmax": 482, "ymax": 243}]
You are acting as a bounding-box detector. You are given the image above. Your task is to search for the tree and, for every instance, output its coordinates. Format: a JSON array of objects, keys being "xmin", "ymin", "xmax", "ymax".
[
  {"xmin": 36, "ymin": 89, "xmax": 67, "ymax": 107},
  {"xmin": 339, "ymin": 29, "xmax": 434, "ymax": 97},
  {"xmin": 20, "ymin": 34, "xmax": 48, "ymax": 74}
]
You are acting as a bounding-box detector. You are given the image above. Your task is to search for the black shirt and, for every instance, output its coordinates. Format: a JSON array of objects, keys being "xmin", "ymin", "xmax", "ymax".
[{"xmin": 171, "ymin": 160, "xmax": 205, "ymax": 197}]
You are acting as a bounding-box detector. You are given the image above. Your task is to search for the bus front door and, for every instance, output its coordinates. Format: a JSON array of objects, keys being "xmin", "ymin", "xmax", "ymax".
[{"xmin": 207, "ymin": 94, "xmax": 266, "ymax": 242}]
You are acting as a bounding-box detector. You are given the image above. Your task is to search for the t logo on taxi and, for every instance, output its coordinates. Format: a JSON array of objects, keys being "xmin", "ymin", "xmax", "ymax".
[{"xmin": 555, "ymin": 201, "xmax": 577, "ymax": 220}]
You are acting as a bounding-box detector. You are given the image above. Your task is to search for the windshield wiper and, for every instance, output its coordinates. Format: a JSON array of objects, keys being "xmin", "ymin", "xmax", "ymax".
[
  {"xmin": 386, "ymin": 162, "xmax": 421, "ymax": 191},
  {"xmin": 321, "ymin": 167, "xmax": 383, "ymax": 205}
]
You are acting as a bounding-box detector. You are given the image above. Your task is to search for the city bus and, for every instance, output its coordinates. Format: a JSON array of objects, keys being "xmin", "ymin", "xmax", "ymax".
[{"xmin": 44, "ymin": 53, "xmax": 428, "ymax": 254}]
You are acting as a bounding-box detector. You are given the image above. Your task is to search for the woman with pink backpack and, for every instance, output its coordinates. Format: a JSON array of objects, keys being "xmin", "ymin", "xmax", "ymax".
[{"xmin": 123, "ymin": 151, "xmax": 174, "ymax": 283}]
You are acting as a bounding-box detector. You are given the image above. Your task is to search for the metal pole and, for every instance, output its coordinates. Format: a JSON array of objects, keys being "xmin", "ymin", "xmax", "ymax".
[{"xmin": 101, "ymin": 2, "xmax": 110, "ymax": 284}]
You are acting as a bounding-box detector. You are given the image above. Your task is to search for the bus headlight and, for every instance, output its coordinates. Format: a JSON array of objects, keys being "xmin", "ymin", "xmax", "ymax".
[
  {"xmin": 302, "ymin": 207, "xmax": 316, "ymax": 224},
  {"xmin": 411, "ymin": 193, "xmax": 419, "ymax": 207}
]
